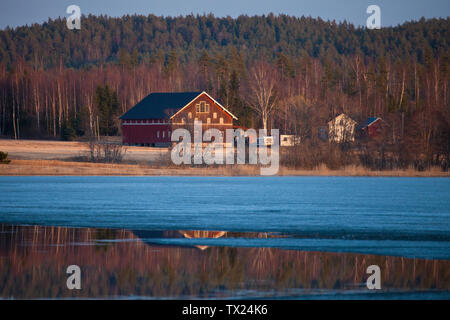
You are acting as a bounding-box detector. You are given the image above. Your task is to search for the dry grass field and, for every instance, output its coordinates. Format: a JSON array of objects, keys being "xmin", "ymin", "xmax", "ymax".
[
  {"xmin": 0, "ymin": 139, "xmax": 168, "ymax": 162},
  {"xmin": 0, "ymin": 139, "xmax": 448, "ymax": 176}
]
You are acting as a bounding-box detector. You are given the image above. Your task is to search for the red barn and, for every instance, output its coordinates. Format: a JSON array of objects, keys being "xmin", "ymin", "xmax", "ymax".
[
  {"xmin": 120, "ymin": 91, "xmax": 238, "ymax": 146},
  {"xmin": 358, "ymin": 117, "xmax": 388, "ymax": 138}
]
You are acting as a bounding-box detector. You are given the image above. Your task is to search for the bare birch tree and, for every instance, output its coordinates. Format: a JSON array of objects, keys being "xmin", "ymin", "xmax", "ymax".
[{"xmin": 246, "ymin": 62, "xmax": 278, "ymax": 131}]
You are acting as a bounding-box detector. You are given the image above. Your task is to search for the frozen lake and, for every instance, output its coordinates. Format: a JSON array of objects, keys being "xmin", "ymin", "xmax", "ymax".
[
  {"xmin": 0, "ymin": 176, "xmax": 449, "ymax": 259},
  {"xmin": 0, "ymin": 176, "xmax": 449, "ymax": 299}
]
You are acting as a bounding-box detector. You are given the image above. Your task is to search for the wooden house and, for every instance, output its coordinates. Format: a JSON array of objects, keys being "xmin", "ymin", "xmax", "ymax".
[
  {"xmin": 328, "ymin": 113, "xmax": 357, "ymax": 143},
  {"xmin": 120, "ymin": 91, "xmax": 238, "ymax": 146}
]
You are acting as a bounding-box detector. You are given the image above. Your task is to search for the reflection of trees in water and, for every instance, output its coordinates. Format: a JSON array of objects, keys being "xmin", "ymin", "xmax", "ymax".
[
  {"xmin": 250, "ymin": 233, "xmax": 274, "ymax": 279},
  {"xmin": 251, "ymin": 247, "xmax": 274, "ymax": 279},
  {"xmin": 0, "ymin": 224, "xmax": 448, "ymax": 299}
]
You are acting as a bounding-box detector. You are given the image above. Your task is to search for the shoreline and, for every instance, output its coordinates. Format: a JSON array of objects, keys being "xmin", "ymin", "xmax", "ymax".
[
  {"xmin": 0, "ymin": 159, "xmax": 448, "ymax": 177},
  {"xmin": 0, "ymin": 139, "xmax": 448, "ymax": 177}
]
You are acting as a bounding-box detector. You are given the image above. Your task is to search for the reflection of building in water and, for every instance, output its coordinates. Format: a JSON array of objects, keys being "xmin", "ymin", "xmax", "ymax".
[
  {"xmin": 1, "ymin": 224, "xmax": 448, "ymax": 299},
  {"xmin": 179, "ymin": 230, "xmax": 227, "ymax": 250}
]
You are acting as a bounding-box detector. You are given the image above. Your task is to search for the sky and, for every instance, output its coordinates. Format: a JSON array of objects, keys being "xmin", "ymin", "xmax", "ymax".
[{"xmin": 0, "ymin": 0, "xmax": 449, "ymax": 29}]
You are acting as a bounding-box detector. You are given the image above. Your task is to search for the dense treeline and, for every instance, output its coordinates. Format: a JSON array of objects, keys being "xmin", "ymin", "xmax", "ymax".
[
  {"xmin": 0, "ymin": 14, "xmax": 448, "ymax": 170},
  {"xmin": 0, "ymin": 14, "xmax": 448, "ymax": 69}
]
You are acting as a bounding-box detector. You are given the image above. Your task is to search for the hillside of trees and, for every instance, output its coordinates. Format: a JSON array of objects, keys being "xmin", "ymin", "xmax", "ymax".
[
  {"xmin": 0, "ymin": 14, "xmax": 448, "ymax": 170},
  {"xmin": 1, "ymin": 14, "xmax": 448, "ymax": 69}
]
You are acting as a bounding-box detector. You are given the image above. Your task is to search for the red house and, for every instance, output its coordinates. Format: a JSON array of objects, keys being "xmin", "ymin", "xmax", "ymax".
[
  {"xmin": 120, "ymin": 91, "xmax": 237, "ymax": 146},
  {"xmin": 358, "ymin": 117, "xmax": 388, "ymax": 138}
]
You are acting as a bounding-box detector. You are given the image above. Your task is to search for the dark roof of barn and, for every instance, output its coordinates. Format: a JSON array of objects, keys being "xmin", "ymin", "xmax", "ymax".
[
  {"xmin": 364, "ymin": 117, "xmax": 378, "ymax": 126},
  {"xmin": 357, "ymin": 117, "xmax": 379, "ymax": 130},
  {"xmin": 120, "ymin": 92, "xmax": 202, "ymax": 120}
]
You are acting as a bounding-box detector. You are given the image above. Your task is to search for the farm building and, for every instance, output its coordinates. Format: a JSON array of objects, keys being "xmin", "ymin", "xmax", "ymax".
[
  {"xmin": 357, "ymin": 117, "xmax": 388, "ymax": 138},
  {"xmin": 280, "ymin": 134, "xmax": 301, "ymax": 146},
  {"xmin": 120, "ymin": 91, "xmax": 238, "ymax": 146},
  {"xmin": 328, "ymin": 113, "xmax": 357, "ymax": 143}
]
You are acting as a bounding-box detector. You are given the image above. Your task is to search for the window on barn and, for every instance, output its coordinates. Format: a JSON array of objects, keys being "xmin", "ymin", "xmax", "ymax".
[
  {"xmin": 220, "ymin": 117, "xmax": 224, "ymax": 124},
  {"xmin": 206, "ymin": 103, "xmax": 209, "ymax": 113},
  {"xmin": 207, "ymin": 118, "xmax": 211, "ymax": 124},
  {"xmin": 188, "ymin": 112, "xmax": 192, "ymax": 119},
  {"xmin": 162, "ymin": 131, "xmax": 165, "ymax": 138},
  {"xmin": 213, "ymin": 112, "xmax": 217, "ymax": 119},
  {"xmin": 200, "ymin": 101, "xmax": 205, "ymax": 112},
  {"xmin": 157, "ymin": 131, "xmax": 160, "ymax": 138},
  {"xmin": 196, "ymin": 103, "xmax": 200, "ymax": 113}
]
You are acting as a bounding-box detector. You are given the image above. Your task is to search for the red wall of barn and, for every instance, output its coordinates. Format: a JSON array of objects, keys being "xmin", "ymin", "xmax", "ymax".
[
  {"xmin": 122, "ymin": 120, "xmax": 171, "ymax": 144},
  {"xmin": 368, "ymin": 119, "xmax": 383, "ymax": 137},
  {"xmin": 121, "ymin": 93, "xmax": 235, "ymax": 145}
]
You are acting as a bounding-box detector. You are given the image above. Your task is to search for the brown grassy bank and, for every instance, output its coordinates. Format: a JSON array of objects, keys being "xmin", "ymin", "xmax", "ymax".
[
  {"xmin": 0, "ymin": 159, "xmax": 449, "ymax": 176},
  {"xmin": 0, "ymin": 139, "xmax": 448, "ymax": 176}
]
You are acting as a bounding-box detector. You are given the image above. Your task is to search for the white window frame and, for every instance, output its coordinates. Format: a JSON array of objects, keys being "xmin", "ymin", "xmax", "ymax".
[{"xmin": 197, "ymin": 101, "xmax": 210, "ymax": 113}]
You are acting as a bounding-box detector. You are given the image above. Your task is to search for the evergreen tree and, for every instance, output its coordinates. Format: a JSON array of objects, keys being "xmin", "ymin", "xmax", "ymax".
[{"xmin": 95, "ymin": 85, "xmax": 119, "ymax": 136}]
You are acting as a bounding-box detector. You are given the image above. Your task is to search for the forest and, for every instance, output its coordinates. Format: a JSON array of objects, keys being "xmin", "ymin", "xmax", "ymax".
[{"xmin": 0, "ymin": 14, "xmax": 448, "ymax": 170}]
